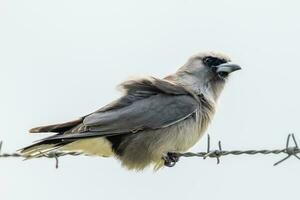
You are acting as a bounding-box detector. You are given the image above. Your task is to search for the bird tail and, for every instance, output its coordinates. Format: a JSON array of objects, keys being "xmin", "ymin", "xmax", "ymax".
[
  {"xmin": 20, "ymin": 118, "xmax": 84, "ymax": 158},
  {"xmin": 18, "ymin": 138, "xmax": 70, "ymax": 159},
  {"xmin": 19, "ymin": 136, "xmax": 115, "ymax": 158},
  {"xmin": 29, "ymin": 118, "xmax": 83, "ymax": 133}
]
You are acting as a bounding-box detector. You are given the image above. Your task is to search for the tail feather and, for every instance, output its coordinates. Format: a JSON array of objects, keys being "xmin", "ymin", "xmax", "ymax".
[
  {"xmin": 21, "ymin": 145, "xmax": 59, "ymax": 158},
  {"xmin": 19, "ymin": 139, "xmax": 70, "ymax": 158},
  {"xmin": 29, "ymin": 118, "xmax": 83, "ymax": 133},
  {"xmin": 21, "ymin": 117, "xmax": 114, "ymax": 158},
  {"xmin": 19, "ymin": 137, "xmax": 115, "ymax": 158}
]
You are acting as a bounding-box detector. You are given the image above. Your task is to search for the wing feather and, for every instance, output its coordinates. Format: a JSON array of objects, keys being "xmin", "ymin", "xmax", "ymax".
[
  {"xmin": 84, "ymin": 94, "xmax": 198, "ymax": 132},
  {"xmin": 33, "ymin": 77, "xmax": 200, "ymax": 142}
]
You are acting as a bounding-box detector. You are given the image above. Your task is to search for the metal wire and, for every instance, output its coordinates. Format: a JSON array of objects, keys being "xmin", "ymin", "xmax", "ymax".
[
  {"xmin": 179, "ymin": 134, "xmax": 300, "ymax": 166},
  {"xmin": 0, "ymin": 134, "xmax": 299, "ymax": 168}
]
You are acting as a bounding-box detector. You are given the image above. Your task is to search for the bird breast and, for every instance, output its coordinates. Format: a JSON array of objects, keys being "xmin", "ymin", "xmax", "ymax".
[
  {"xmin": 171, "ymin": 109, "xmax": 212, "ymax": 152},
  {"xmin": 149, "ymin": 106, "xmax": 214, "ymax": 156}
]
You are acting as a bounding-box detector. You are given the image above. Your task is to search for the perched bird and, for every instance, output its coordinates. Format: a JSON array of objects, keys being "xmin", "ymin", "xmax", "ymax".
[{"xmin": 20, "ymin": 51, "xmax": 241, "ymax": 170}]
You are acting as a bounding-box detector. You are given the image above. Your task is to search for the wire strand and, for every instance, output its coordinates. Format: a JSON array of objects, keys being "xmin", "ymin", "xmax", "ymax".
[{"xmin": 0, "ymin": 134, "xmax": 299, "ymax": 168}]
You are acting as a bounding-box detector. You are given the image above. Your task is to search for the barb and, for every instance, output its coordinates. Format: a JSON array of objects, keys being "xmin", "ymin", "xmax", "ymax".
[
  {"xmin": 0, "ymin": 134, "xmax": 299, "ymax": 167},
  {"xmin": 273, "ymin": 134, "xmax": 300, "ymax": 166},
  {"xmin": 179, "ymin": 133, "xmax": 300, "ymax": 166}
]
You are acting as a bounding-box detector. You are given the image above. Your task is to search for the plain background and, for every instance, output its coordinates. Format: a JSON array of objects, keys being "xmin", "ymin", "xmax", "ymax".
[{"xmin": 1, "ymin": 0, "xmax": 299, "ymax": 200}]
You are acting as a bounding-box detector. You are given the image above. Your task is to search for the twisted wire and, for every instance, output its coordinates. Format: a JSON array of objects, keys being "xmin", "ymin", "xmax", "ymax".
[{"xmin": 0, "ymin": 134, "xmax": 299, "ymax": 168}]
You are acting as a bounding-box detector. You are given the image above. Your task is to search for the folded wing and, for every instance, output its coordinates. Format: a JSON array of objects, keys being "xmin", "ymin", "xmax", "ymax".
[{"xmin": 20, "ymin": 77, "xmax": 200, "ymax": 156}]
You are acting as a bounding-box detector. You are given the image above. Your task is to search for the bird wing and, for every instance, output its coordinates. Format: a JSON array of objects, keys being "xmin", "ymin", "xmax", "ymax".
[
  {"xmin": 38, "ymin": 77, "xmax": 200, "ymax": 141},
  {"xmin": 47, "ymin": 94, "xmax": 199, "ymax": 141},
  {"xmin": 86, "ymin": 94, "xmax": 198, "ymax": 132}
]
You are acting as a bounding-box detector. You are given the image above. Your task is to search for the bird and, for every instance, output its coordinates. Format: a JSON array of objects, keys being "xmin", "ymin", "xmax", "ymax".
[{"xmin": 20, "ymin": 51, "xmax": 241, "ymax": 171}]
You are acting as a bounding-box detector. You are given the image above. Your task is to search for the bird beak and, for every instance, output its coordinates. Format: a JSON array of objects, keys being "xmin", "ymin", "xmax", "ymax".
[{"xmin": 215, "ymin": 62, "xmax": 242, "ymax": 74}]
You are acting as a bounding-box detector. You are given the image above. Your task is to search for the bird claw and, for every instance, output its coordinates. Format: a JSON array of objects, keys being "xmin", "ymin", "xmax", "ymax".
[{"xmin": 163, "ymin": 152, "xmax": 180, "ymax": 167}]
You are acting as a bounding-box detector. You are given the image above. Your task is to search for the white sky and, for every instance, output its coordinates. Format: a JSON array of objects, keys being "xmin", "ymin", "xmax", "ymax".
[{"xmin": 0, "ymin": 0, "xmax": 299, "ymax": 200}]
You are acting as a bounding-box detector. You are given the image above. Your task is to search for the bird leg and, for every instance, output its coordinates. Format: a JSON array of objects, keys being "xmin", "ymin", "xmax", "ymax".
[{"xmin": 163, "ymin": 152, "xmax": 180, "ymax": 167}]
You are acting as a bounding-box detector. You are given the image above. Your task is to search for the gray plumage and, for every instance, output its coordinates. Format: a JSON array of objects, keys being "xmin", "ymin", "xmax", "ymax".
[{"xmin": 20, "ymin": 51, "xmax": 241, "ymax": 170}]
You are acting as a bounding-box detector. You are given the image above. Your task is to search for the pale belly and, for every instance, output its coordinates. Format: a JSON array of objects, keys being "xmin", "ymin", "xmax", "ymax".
[
  {"xmin": 144, "ymin": 110, "xmax": 211, "ymax": 157},
  {"xmin": 116, "ymin": 110, "xmax": 211, "ymax": 170},
  {"xmin": 165, "ymin": 113, "xmax": 207, "ymax": 153},
  {"xmin": 61, "ymin": 137, "xmax": 114, "ymax": 157}
]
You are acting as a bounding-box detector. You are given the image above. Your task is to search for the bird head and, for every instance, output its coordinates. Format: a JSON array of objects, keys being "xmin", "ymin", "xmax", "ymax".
[{"xmin": 172, "ymin": 52, "xmax": 241, "ymax": 102}]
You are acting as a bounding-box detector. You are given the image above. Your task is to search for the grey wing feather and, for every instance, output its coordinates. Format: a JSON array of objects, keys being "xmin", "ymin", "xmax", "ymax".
[
  {"xmin": 96, "ymin": 76, "xmax": 198, "ymax": 112},
  {"xmin": 41, "ymin": 94, "xmax": 198, "ymax": 141},
  {"xmin": 84, "ymin": 94, "xmax": 198, "ymax": 133},
  {"xmin": 34, "ymin": 77, "xmax": 199, "ymax": 141},
  {"xmin": 29, "ymin": 118, "xmax": 83, "ymax": 133}
]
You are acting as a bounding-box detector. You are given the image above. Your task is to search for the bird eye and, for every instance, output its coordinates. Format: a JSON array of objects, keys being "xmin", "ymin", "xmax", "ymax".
[
  {"xmin": 218, "ymin": 71, "xmax": 229, "ymax": 78},
  {"xmin": 203, "ymin": 56, "xmax": 226, "ymax": 67}
]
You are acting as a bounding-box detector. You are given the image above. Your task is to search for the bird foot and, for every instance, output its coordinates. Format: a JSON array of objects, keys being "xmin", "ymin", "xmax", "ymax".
[{"xmin": 163, "ymin": 152, "xmax": 180, "ymax": 167}]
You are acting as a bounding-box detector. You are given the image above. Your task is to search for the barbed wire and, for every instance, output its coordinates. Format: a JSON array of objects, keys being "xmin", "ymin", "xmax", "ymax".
[
  {"xmin": 0, "ymin": 134, "xmax": 299, "ymax": 168},
  {"xmin": 179, "ymin": 134, "xmax": 300, "ymax": 166}
]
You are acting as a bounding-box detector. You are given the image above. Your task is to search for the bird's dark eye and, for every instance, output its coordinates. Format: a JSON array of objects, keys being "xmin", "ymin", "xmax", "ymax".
[
  {"xmin": 203, "ymin": 56, "xmax": 226, "ymax": 67},
  {"xmin": 218, "ymin": 71, "xmax": 229, "ymax": 78}
]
